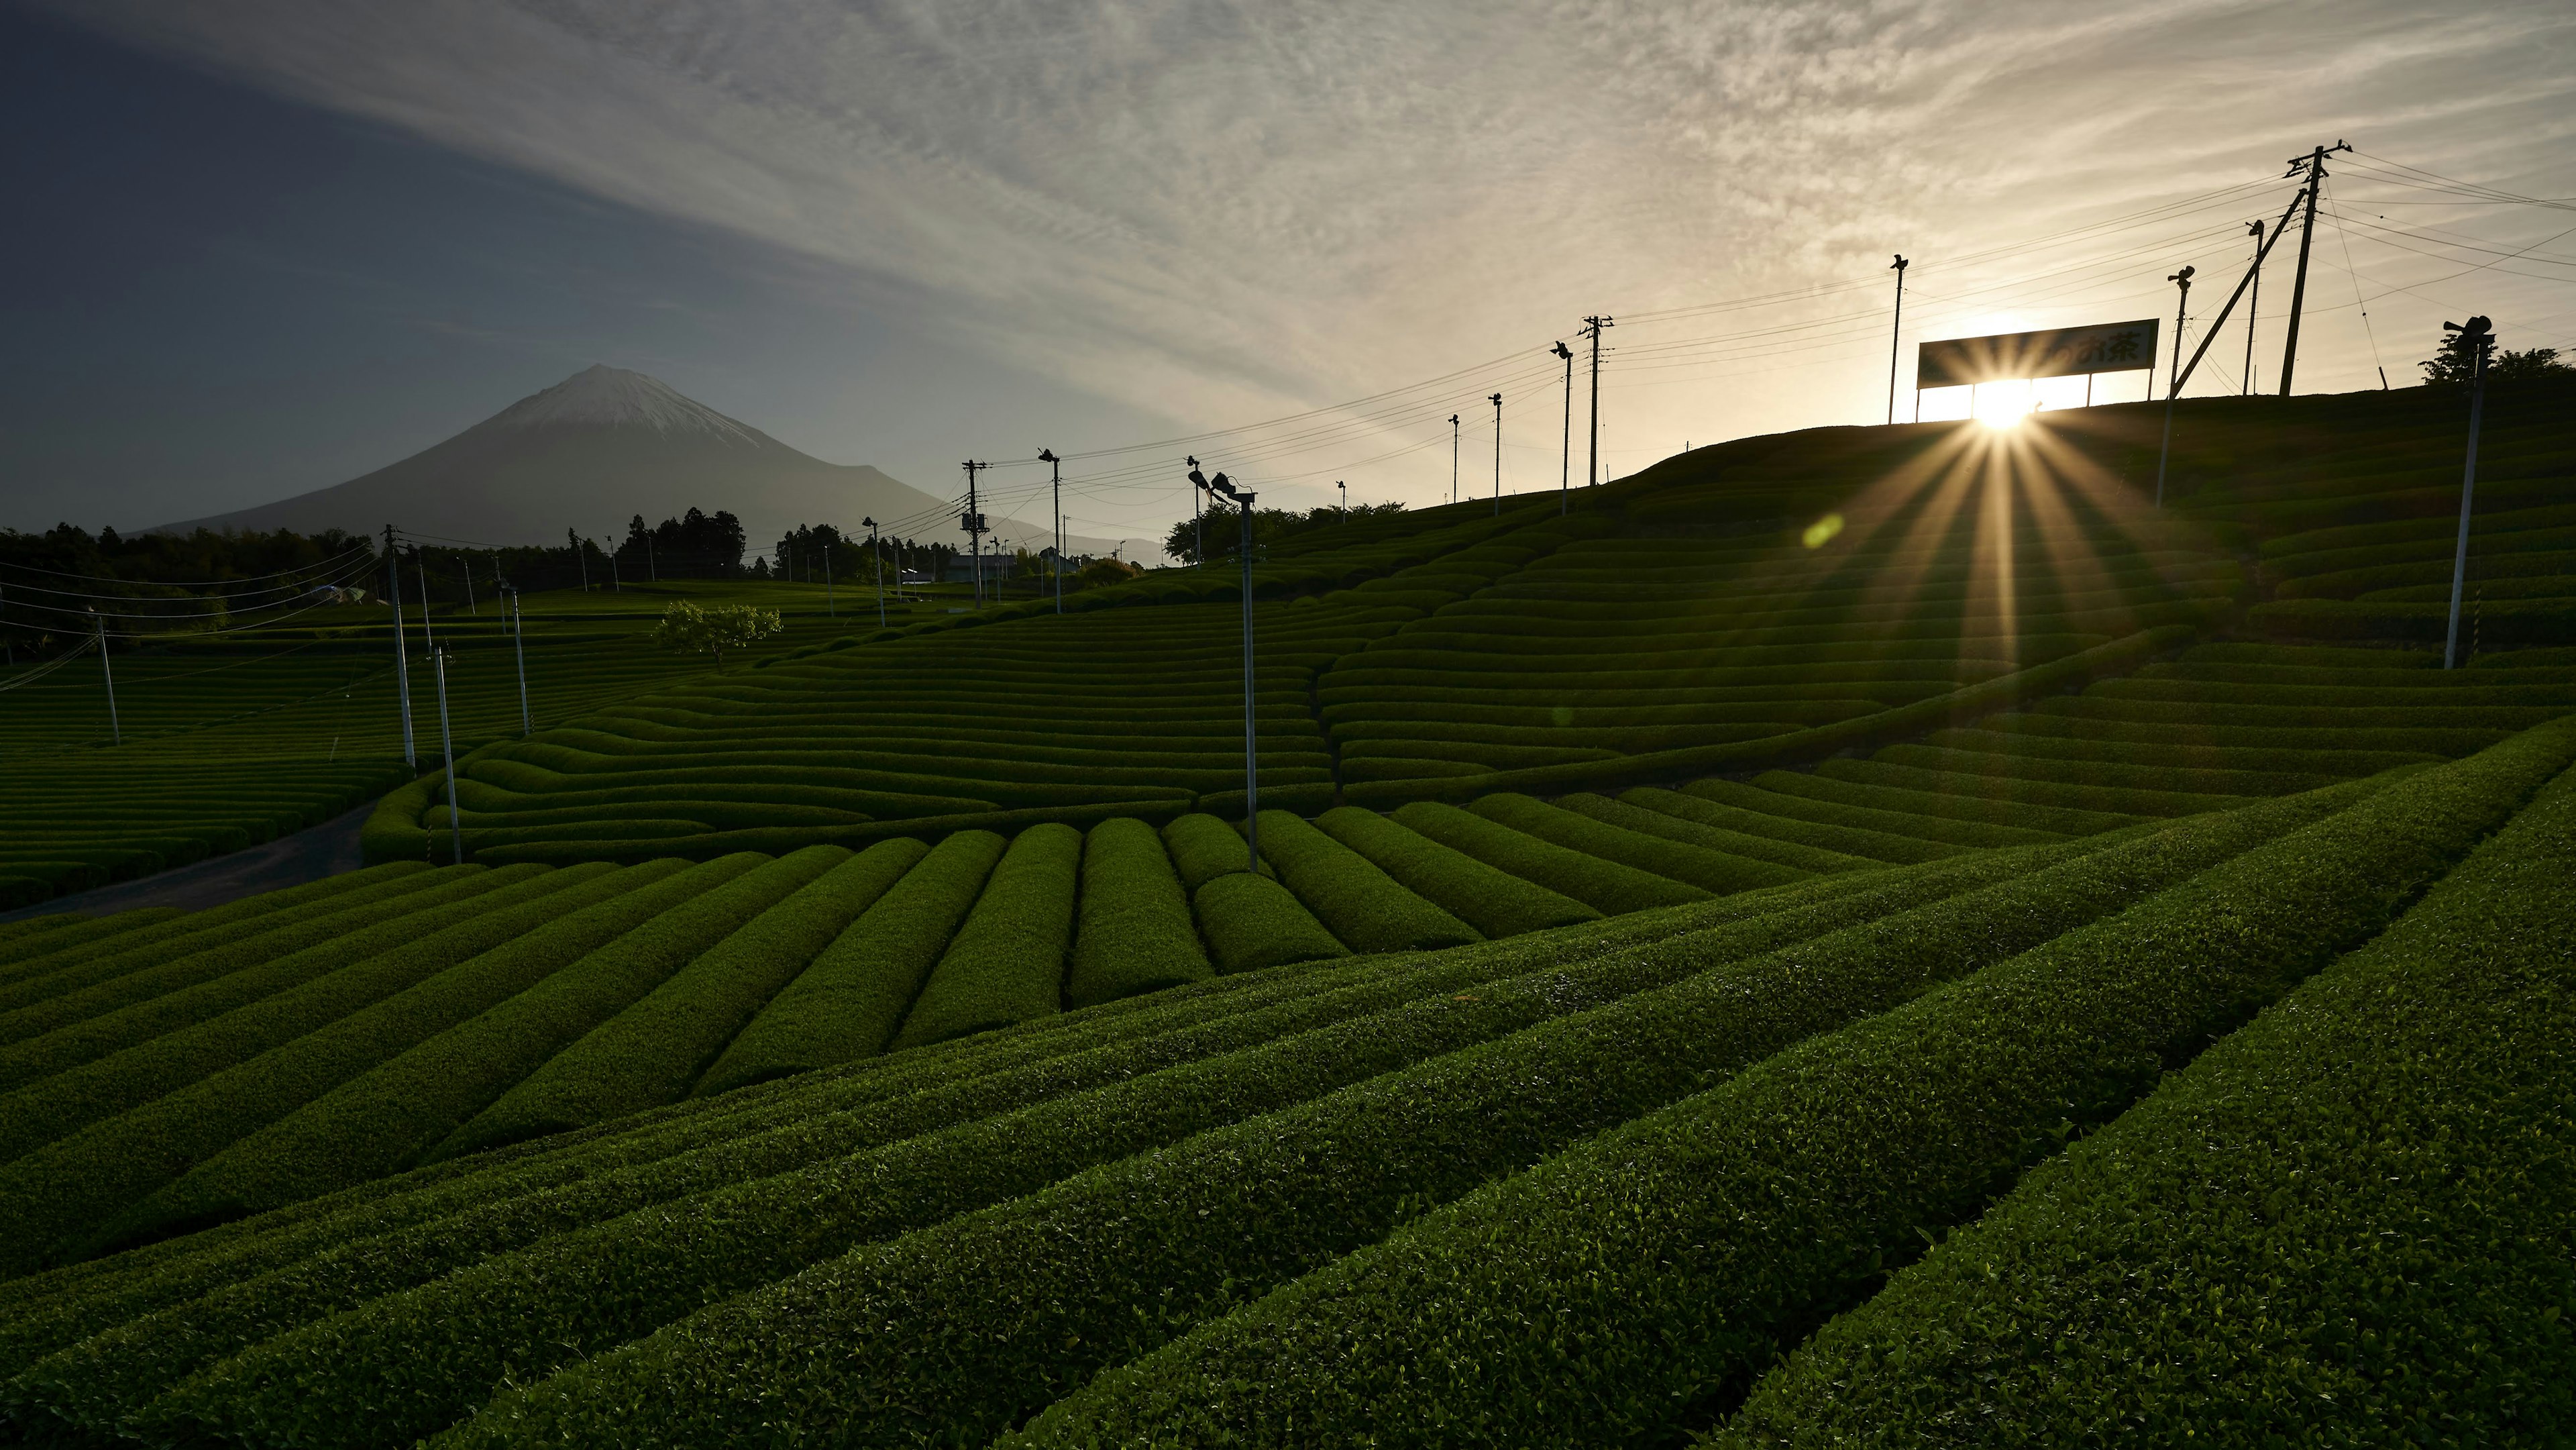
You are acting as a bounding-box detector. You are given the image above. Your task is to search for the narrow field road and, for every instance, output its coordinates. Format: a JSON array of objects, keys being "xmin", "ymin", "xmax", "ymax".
[{"xmin": 0, "ymin": 803, "xmax": 374, "ymax": 923}]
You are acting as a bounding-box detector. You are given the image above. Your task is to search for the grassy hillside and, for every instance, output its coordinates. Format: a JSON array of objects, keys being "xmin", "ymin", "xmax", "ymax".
[
  {"xmin": 0, "ymin": 378, "xmax": 2568, "ymax": 1443},
  {"xmin": 0, "ymin": 725, "xmax": 2568, "ymax": 1445}
]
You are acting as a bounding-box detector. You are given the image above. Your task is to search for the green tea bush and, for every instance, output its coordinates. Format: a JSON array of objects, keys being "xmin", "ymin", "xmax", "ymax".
[
  {"xmin": 1391, "ymin": 800, "xmax": 1710, "ymax": 914},
  {"xmin": 891, "ymin": 825, "xmax": 1082, "ymax": 1049},
  {"xmin": 433, "ymin": 775, "xmax": 2387, "ymax": 1450},
  {"xmin": 1161, "ymin": 812, "xmax": 1269, "ymax": 890},
  {"xmin": 98, "ymin": 860, "xmax": 725, "ymax": 1242},
  {"xmin": 1554, "ymin": 792, "xmax": 1874, "ymax": 875},
  {"xmin": 1311, "ymin": 806, "xmax": 1599, "ymax": 938},
  {"xmin": 1193, "ymin": 872, "xmax": 1348, "ymax": 974},
  {"xmin": 431, "ymin": 849, "xmax": 846, "ymax": 1157},
  {"xmin": 1252, "ymin": 811, "xmax": 1479, "ymax": 953},
  {"xmin": 402, "ymin": 845, "xmax": 901, "ymax": 1133},
  {"xmin": 0, "ymin": 867, "xmax": 618, "ymax": 1165},
  {"xmin": 0, "ymin": 867, "xmax": 521, "ymax": 1072},
  {"xmin": 1717, "ymin": 760, "xmax": 2576, "ymax": 1446},
  {"xmin": 696, "ymin": 833, "xmax": 992, "ymax": 1094},
  {"xmin": 1064, "ymin": 819, "xmax": 1210, "ymax": 1009},
  {"xmin": 1640, "ymin": 785, "xmax": 1964, "ymax": 864},
  {"xmin": 1014, "ymin": 727, "xmax": 2569, "ymax": 1447},
  {"xmin": 1467, "ymin": 792, "xmax": 1809, "ymax": 895}
]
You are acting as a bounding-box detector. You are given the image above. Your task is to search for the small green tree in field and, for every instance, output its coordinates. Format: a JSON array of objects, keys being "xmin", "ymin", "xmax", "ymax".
[{"xmin": 653, "ymin": 601, "xmax": 781, "ymax": 664}]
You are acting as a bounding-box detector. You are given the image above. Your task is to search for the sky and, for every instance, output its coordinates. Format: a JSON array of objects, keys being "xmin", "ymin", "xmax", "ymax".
[{"xmin": 5, "ymin": 0, "xmax": 2573, "ymax": 556}]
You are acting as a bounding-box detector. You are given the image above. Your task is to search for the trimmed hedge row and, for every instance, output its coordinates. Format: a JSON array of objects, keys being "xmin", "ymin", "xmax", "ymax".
[
  {"xmin": 435, "ymin": 772, "xmax": 2392, "ymax": 1450},
  {"xmin": 1161, "ymin": 812, "xmax": 1269, "ymax": 890},
  {"xmin": 1634, "ymin": 785, "xmax": 1962, "ymax": 864},
  {"xmin": 0, "ymin": 866, "xmax": 620, "ymax": 1166},
  {"xmin": 1252, "ymin": 811, "xmax": 1479, "ymax": 953},
  {"xmin": 1011, "ymin": 724, "xmax": 2572, "ymax": 1447},
  {"xmin": 1719, "ymin": 755, "xmax": 2576, "ymax": 1445},
  {"xmin": 891, "ymin": 825, "xmax": 1083, "ymax": 1050},
  {"xmin": 1392, "ymin": 801, "xmax": 1711, "ymax": 915},
  {"xmin": 1555, "ymin": 792, "xmax": 1876, "ymax": 875},
  {"xmin": 0, "ymin": 913, "xmax": 186, "ymax": 980},
  {"xmin": 1689, "ymin": 776, "xmax": 2064, "ymax": 848},
  {"xmin": 0, "ymin": 831, "xmax": 2101, "ymax": 1437},
  {"xmin": 1467, "ymin": 792, "xmax": 1811, "ymax": 896},
  {"xmin": 1815, "ymin": 758, "xmax": 2258, "ymax": 822},
  {"xmin": 696, "ymin": 834, "xmax": 993, "ymax": 1094},
  {"xmin": 156, "ymin": 825, "xmax": 2100, "ymax": 1450},
  {"xmin": 429, "ymin": 849, "xmax": 849, "ymax": 1159},
  {"xmin": 1064, "ymin": 820, "xmax": 1210, "ymax": 1010},
  {"xmin": 1193, "ymin": 873, "xmax": 1349, "ymax": 974},
  {"xmin": 1870, "ymin": 742, "xmax": 2351, "ymax": 798},
  {"xmin": 84, "ymin": 860, "xmax": 760, "ymax": 1253},
  {"xmin": 0, "ymin": 863, "xmax": 437, "ymax": 1020},
  {"xmin": 409, "ymin": 845, "xmax": 901, "ymax": 1134},
  {"xmin": 1774, "ymin": 767, "xmax": 2145, "ymax": 835},
  {"xmin": 1311, "ymin": 807, "xmax": 1599, "ymax": 938},
  {"xmin": 0, "ymin": 868, "xmax": 525, "ymax": 1073}
]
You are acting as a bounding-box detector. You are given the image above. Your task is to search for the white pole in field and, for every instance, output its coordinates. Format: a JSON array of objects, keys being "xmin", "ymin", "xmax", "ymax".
[
  {"xmin": 508, "ymin": 584, "xmax": 531, "ymax": 735},
  {"xmin": 866, "ymin": 517, "xmax": 885, "ymax": 628},
  {"xmin": 386, "ymin": 526, "xmax": 415, "ymax": 766},
  {"xmin": 2443, "ymin": 317, "xmax": 2493, "ymax": 670},
  {"xmin": 91, "ymin": 609, "xmax": 119, "ymax": 745},
  {"xmin": 434, "ymin": 646, "xmax": 463, "ymax": 864}
]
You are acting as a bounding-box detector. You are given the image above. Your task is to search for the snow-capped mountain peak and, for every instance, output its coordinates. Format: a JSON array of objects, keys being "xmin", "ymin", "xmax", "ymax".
[{"xmin": 483, "ymin": 364, "xmax": 765, "ymax": 444}]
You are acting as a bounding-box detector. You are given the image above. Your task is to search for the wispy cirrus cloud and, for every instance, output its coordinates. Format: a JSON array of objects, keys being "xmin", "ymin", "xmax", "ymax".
[{"xmin": 43, "ymin": 0, "xmax": 2576, "ymax": 503}]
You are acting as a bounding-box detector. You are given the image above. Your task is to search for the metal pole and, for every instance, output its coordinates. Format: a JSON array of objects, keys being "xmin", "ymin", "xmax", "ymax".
[
  {"xmin": 1489, "ymin": 393, "xmax": 1503, "ymax": 514},
  {"xmin": 1554, "ymin": 341, "xmax": 1573, "ymax": 515},
  {"xmin": 1584, "ymin": 315, "xmax": 1612, "ymax": 486},
  {"xmin": 2279, "ymin": 142, "xmax": 2347, "ymax": 397},
  {"xmin": 417, "ymin": 546, "xmax": 437, "ymax": 654},
  {"xmin": 509, "ymin": 586, "xmax": 530, "ymax": 736},
  {"xmin": 1450, "ymin": 414, "xmax": 1459, "ymax": 505},
  {"xmin": 962, "ymin": 460, "xmax": 989, "ymax": 608},
  {"xmin": 1188, "ymin": 456, "xmax": 1203, "ymax": 567},
  {"xmin": 2155, "ymin": 267, "xmax": 2193, "ymax": 509},
  {"xmin": 463, "ymin": 556, "xmax": 476, "ymax": 615},
  {"xmin": 2243, "ymin": 220, "xmax": 2263, "ymax": 395},
  {"xmin": 1040, "ymin": 449, "xmax": 1063, "ymax": 613},
  {"xmin": 824, "ymin": 542, "xmax": 833, "ymax": 617},
  {"xmin": 92, "ymin": 609, "xmax": 119, "ymax": 745},
  {"xmin": 867, "ymin": 517, "xmax": 885, "ymax": 628},
  {"xmin": 1886, "ymin": 255, "xmax": 1908, "ymax": 425},
  {"xmin": 386, "ymin": 525, "xmax": 415, "ymax": 766},
  {"xmin": 2444, "ymin": 319, "xmax": 2493, "ymax": 669},
  {"xmin": 434, "ymin": 647, "xmax": 463, "ymax": 864},
  {"xmin": 1237, "ymin": 487, "xmax": 1258, "ymax": 868},
  {"xmin": 645, "ymin": 534, "xmax": 655, "ymax": 581}
]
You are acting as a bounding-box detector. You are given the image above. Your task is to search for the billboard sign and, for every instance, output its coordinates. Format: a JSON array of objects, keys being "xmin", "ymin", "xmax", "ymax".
[{"xmin": 1917, "ymin": 319, "xmax": 2159, "ymax": 388}]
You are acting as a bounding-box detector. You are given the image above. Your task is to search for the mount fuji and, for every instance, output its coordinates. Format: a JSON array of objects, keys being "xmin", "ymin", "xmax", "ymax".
[{"xmin": 154, "ymin": 366, "xmax": 1113, "ymax": 558}]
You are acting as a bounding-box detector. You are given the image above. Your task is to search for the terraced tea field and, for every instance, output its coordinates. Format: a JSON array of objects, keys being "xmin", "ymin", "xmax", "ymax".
[{"xmin": 0, "ymin": 378, "xmax": 2570, "ymax": 1443}]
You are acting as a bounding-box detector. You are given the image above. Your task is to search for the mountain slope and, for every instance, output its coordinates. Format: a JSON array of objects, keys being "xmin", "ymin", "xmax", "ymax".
[{"xmin": 153, "ymin": 366, "xmax": 1103, "ymax": 556}]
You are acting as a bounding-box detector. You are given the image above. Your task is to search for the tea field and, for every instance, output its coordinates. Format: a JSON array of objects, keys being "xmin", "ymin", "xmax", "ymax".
[{"xmin": 0, "ymin": 378, "xmax": 2569, "ymax": 1445}]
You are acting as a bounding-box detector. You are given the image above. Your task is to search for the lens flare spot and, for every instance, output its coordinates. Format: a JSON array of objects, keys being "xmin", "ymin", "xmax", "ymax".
[{"xmin": 1802, "ymin": 513, "xmax": 1844, "ymax": 549}]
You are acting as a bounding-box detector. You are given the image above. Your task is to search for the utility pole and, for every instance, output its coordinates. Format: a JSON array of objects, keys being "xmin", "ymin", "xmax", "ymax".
[
  {"xmin": 1449, "ymin": 414, "xmax": 1460, "ymax": 505},
  {"xmin": 645, "ymin": 533, "xmax": 656, "ymax": 582},
  {"xmin": 90, "ymin": 608, "xmax": 119, "ymax": 745},
  {"xmin": 386, "ymin": 525, "xmax": 415, "ymax": 766},
  {"xmin": 2243, "ymin": 219, "xmax": 2265, "ymax": 394},
  {"xmin": 1040, "ymin": 448, "xmax": 1063, "ymax": 613},
  {"xmin": 462, "ymin": 556, "xmax": 476, "ymax": 615},
  {"xmin": 417, "ymin": 546, "xmax": 437, "ymax": 655},
  {"xmin": 1582, "ymin": 315, "xmax": 1613, "ymax": 487},
  {"xmin": 507, "ymin": 584, "xmax": 530, "ymax": 737},
  {"xmin": 1552, "ymin": 340, "xmax": 1574, "ymax": 515},
  {"xmin": 1886, "ymin": 256, "xmax": 1909, "ymax": 425},
  {"xmin": 961, "ymin": 460, "xmax": 991, "ymax": 608},
  {"xmin": 1187, "ymin": 456, "xmax": 1205, "ymax": 567},
  {"xmin": 2443, "ymin": 317, "xmax": 2494, "ymax": 669},
  {"xmin": 864, "ymin": 517, "xmax": 885, "ymax": 628},
  {"xmin": 571, "ymin": 530, "xmax": 588, "ymax": 592},
  {"xmin": 824, "ymin": 541, "xmax": 833, "ymax": 617},
  {"xmin": 433, "ymin": 648, "xmax": 462, "ymax": 864},
  {"xmin": 1193, "ymin": 463, "xmax": 1260, "ymax": 868},
  {"xmin": 1489, "ymin": 393, "xmax": 1503, "ymax": 514},
  {"xmin": 2277, "ymin": 141, "xmax": 2350, "ymax": 397},
  {"xmin": 1338, "ymin": 480, "xmax": 1347, "ymax": 518},
  {"xmin": 2155, "ymin": 266, "xmax": 2194, "ymax": 509}
]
